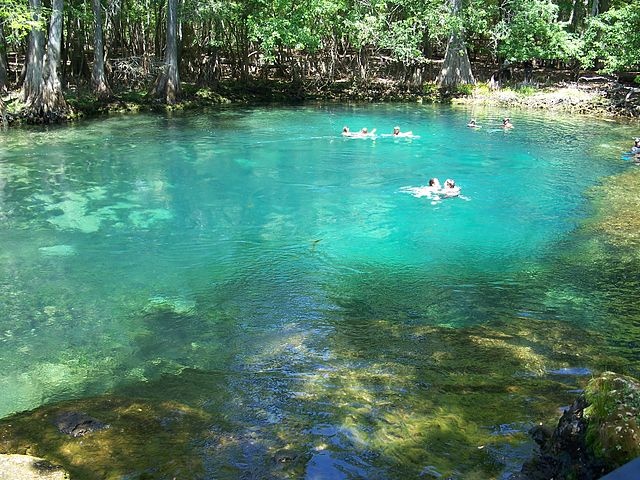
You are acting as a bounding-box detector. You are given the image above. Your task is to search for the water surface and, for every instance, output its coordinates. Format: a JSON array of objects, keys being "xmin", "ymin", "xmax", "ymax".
[{"xmin": 0, "ymin": 104, "xmax": 638, "ymax": 478}]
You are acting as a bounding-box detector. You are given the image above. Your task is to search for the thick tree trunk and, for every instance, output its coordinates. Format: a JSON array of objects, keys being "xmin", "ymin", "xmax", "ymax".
[
  {"xmin": 22, "ymin": 0, "xmax": 45, "ymax": 106},
  {"xmin": 437, "ymin": 0, "xmax": 475, "ymax": 87},
  {"xmin": 152, "ymin": 0, "xmax": 180, "ymax": 103},
  {"xmin": 91, "ymin": 0, "xmax": 112, "ymax": 98},
  {"xmin": 42, "ymin": 0, "xmax": 71, "ymax": 118}
]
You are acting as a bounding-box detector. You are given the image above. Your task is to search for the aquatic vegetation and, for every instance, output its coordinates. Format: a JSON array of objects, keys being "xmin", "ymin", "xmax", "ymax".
[
  {"xmin": 584, "ymin": 168, "xmax": 640, "ymax": 250},
  {"xmin": 584, "ymin": 372, "xmax": 640, "ymax": 467},
  {"xmin": 144, "ymin": 295, "xmax": 196, "ymax": 316},
  {"xmin": 0, "ymin": 397, "xmax": 212, "ymax": 480}
]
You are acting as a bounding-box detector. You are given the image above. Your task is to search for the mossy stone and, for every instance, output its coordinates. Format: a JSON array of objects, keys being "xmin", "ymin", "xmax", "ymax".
[{"xmin": 584, "ymin": 372, "xmax": 640, "ymax": 467}]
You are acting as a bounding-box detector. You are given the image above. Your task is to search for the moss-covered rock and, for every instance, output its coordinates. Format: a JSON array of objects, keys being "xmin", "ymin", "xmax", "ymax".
[
  {"xmin": 584, "ymin": 372, "xmax": 640, "ymax": 467},
  {"xmin": 0, "ymin": 397, "xmax": 212, "ymax": 480},
  {"xmin": 515, "ymin": 372, "xmax": 640, "ymax": 479}
]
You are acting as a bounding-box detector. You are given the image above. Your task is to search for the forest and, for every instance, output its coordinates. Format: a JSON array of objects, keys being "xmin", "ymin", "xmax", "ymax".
[{"xmin": 0, "ymin": 0, "xmax": 639, "ymax": 122}]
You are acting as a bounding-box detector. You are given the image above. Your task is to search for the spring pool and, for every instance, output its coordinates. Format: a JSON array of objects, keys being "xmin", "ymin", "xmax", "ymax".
[{"xmin": 0, "ymin": 104, "xmax": 638, "ymax": 478}]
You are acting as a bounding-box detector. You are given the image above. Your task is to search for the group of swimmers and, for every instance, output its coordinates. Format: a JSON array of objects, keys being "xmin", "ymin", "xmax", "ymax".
[
  {"xmin": 467, "ymin": 117, "xmax": 514, "ymax": 129},
  {"xmin": 400, "ymin": 177, "xmax": 462, "ymax": 202},
  {"xmin": 342, "ymin": 125, "xmax": 414, "ymax": 138},
  {"xmin": 343, "ymin": 117, "xmax": 513, "ymax": 138},
  {"xmin": 342, "ymin": 123, "xmax": 468, "ymax": 201},
  {"xmin": 343, "ymin": 117, "xmax": 516, "ymax": 203}
]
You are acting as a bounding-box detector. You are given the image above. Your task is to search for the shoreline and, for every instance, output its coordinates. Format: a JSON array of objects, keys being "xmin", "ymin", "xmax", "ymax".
[{"xmin": 3, "ymin": 77, "xmax": 640, "ymax": 127}]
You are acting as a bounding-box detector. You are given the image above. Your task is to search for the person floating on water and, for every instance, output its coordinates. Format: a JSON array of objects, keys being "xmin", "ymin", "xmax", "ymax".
[
  {"xmin": 392, "ymin": 126, "xmax": 414, "ymax": 137},
  {"xmin": 441, "ymin": 179, "xmax": 461, "ymax": 197},
  {"xmin": 467, "ymin": 119, "xmax": 480, "ymax": 128},
  {"xmin": 400, "ymin": 177, "xmax": 463, "ymax": 201},
  {"xmin": 632, "ymin": 137, "xmax": 640, "ymax": 154},
  {"xmin": 343, "ymin": 126, "xmax": 377, "ymax": 138},
  {"xmin": 427, "ymin": 177, "xmax": 441, "ymax": 191},
  {"xmin": 502, "ymin": 117, "xmax": 514, "ymax": 129}
]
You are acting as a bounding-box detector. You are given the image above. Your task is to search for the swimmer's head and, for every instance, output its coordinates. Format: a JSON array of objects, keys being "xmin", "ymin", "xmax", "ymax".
[
  {"xmin": 393, "ymin": 126, "xmax": 400, "ymax": 134},
  {"xmin": 361, "ymin": 128, "xmax": 368, "ymax": 134},
  {"xmin": 343, "ymin": 126, "xmax": 349, "ymax": 133},
  {"xmin": 428, "ymin": 178, "xmax": 439, "ymax": 187},
  {"xmin": 445, "ymin": 179, "xmax": 455, "ymax": 188}
]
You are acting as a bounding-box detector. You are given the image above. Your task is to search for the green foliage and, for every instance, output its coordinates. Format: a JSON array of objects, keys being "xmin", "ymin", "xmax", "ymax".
[
  {"xmin": 515, "ymin": 84, "xmax": 537, "ymax": 96},
  {"xmin": 0, "ymin": 0, "xmax": 45, "ymax": 43},
  {"xmin": 462, "ymin": 0, "xmax": 500, "ymax": 59},
  {"xmin": 496, "ymin": 0, "xmax": 573, "ymax": 62},
  {"xmin": 378, "ymin": 0, "xmax": 449, "ymax": 64},
  {"xmin": 580, "ymin": 2, "xmax": 640, "ymax": 73},
  {"xmin": 455, "ymin": 83, "xmax": 473, "ymax": 96},
  {"xmin": 422, "ymin": 81, "xmax": 439, "ymax": 97},
  {"xmin": 584, "ymin": 372, "xmax": 640, "ymax": 468}
]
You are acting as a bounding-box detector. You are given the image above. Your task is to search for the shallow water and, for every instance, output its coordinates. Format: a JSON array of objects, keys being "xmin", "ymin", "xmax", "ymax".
[{"xmin": 0, "ymin": 104, "xmax": 639, "ymax": 478}]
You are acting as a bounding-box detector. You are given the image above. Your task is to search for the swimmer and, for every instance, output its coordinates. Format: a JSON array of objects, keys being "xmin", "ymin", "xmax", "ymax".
[
  {"xmin": 467, "ymin": 119, "xmax": 480, "ymax": 128},
  {"xmin": 441, "ymin": 178, "xmax": 461, "ymax": 197},
  {"xmin": 501, "ymin": 117, "xmax": 514, "ymax": 129},
  {"xmin": 354, "ymin": 127, "xmax": 377, "ymax": 138},
  {"xmin": 632, "ymin": 137, "xmax": 640, "ymax": 154},
  {"xmin": 342, "ymin": 126, "xmax": 376, "ymax": 138},
  {"xmin": 399, "ymin": 177, "xmax": 440, "ymax": 198},
  {"xmin": 392, "ymin": 126, "xmax": 413, "ymax": 137}
]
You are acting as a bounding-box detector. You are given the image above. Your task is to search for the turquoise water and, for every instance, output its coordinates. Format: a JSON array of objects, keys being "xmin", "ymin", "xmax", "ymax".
[{"xmin": 1, "ymin": 104, "xmax": 639, "ymax": 478}]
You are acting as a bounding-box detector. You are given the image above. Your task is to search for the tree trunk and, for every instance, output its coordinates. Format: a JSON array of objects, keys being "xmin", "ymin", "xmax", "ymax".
[
  {"xmin": 0, "ymin": 23, "xmax": 9, "ymax": 93},
  {"xmin": 437, "ymin": 0, "xmax": 475, "ymax": 87},
  {"xmin": 0, "ymin": 25, "xmax": 8, "ymax": 92},
  {"xmin": 357, "ymin": 47, "xmax": 367, "ymax": 80},
  {"xmin": 42, "ymin": 0, "xmax": 71, "ymax": 118},
  {"xmin": 152, "ymin": 0, "xmax": 180, "ymax": 103},
  {"xmin": 22, "ymin": 0, "xmax": 45, "ymax": 106},
  {"xmin": 91, "ymin": 0, "xmax": 112, "ymax": 98}
]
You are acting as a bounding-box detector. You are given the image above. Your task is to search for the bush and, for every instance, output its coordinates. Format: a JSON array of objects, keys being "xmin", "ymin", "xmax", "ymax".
[{"xmin": 455, "ymin": 83, "xmax": 474, "ymax": 96}]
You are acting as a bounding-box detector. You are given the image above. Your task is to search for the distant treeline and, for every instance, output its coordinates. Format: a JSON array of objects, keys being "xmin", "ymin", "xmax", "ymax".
[{"xmin": 0, "ymin": 0, "xmax": 638, "ymax": 119}]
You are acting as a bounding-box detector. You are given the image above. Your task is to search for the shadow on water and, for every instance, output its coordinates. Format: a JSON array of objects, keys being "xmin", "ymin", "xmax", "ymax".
[
  {"xmin": 2, "ymin": 267, "xmax": 636, "ymax": 479},
  {"xmin": 4, "ymin": 195, "xmax": 640, "ymax": 479}
]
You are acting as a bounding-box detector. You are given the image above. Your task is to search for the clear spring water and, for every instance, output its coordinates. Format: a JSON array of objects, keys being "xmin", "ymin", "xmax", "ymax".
[{"xmin": 1, "ymin": 104, "xmax": 639, "ymax": 478}]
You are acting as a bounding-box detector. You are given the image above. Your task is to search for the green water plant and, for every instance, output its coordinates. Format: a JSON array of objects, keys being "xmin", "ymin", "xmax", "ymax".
[
  {"xmin": 584, "ymin": 169, "xmax": 640, "ymax": 249},
  {"xmin": 584, "ymin": 372, "xmax": 640, "ymax": 467}
]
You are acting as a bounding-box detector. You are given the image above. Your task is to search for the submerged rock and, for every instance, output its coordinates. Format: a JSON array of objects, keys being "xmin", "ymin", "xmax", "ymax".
[
  {"xmin": 0, "ymin": 396, "xmax": 212, "ymax": 479},
  {"xmin": 53, "ymin": 412, "xmax": 108, "ymax": 437},
  {"xmin": 0, "ymin": 454, "xmax": 68, "ymax": 480},
  {"xmin": 513, "ymin": 372, "xmax": 640, "ymax": 479}
]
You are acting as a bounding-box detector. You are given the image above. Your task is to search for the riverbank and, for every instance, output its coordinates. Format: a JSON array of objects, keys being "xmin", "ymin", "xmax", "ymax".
[{"xmin": 2, "ymin": 75, "xmax": 640, "ymax": 126}]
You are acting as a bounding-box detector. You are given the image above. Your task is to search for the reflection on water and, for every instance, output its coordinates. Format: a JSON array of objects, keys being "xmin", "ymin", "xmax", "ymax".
[{"xmin": 0, "ymin": 105, "xmax": 639, "ymax": 478}]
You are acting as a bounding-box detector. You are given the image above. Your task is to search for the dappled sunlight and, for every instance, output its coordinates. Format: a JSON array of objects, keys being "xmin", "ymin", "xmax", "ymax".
[
  {"xmin": 0, "ymin": 398, "xmax": 212, "ymax": 480},
  {"xmin": 584, "ymin": 168, "xmax": 640, "ymax": 250},
  {"xmin": 1, "ymin": 107, "xmax": 640, "ymax": 478}
]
